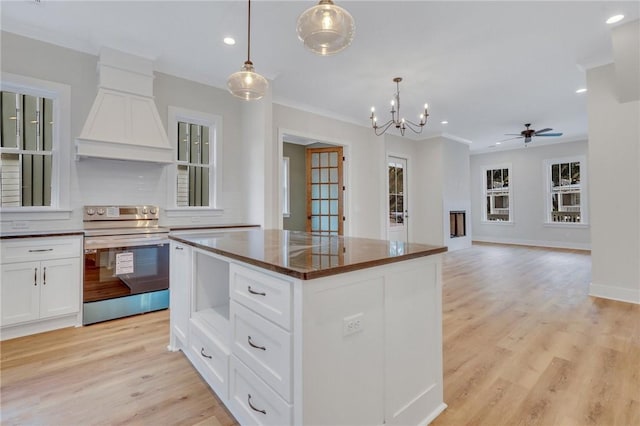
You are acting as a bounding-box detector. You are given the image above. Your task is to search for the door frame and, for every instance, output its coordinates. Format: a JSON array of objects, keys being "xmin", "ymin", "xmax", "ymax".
[
  {"xmin": 386, "ymin": 154, "xmax": 409, "ymax": 242},
  {"xmin": 277, "ymin": 128, "xmax": 351, "ymax": 236}
]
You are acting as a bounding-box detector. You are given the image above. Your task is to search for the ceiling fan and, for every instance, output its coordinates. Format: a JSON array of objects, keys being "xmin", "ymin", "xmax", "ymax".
[{"xmin": 503, "ymin": 123, "xmax": 563, "ymax": 144}]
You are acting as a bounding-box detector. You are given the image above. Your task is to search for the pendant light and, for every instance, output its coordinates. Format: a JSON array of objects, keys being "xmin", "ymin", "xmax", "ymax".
[
  {"xmin": 227, "ymin": 0, "xmax": 268, "ymax": 100},
  {"xmin": 296, "ymin": 0, "xmax": 355, "ymax": 56}
]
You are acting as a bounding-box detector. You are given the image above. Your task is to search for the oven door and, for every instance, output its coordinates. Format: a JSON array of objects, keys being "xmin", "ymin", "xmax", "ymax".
[{"xmin": 83, "ymin": 239, "xmax": 169, "ymax": 303}]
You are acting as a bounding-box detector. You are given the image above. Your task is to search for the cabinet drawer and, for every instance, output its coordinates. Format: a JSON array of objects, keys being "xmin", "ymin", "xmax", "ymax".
[
  {"xmin": 231, "ymin": 301, "xmax": 292, "ymax": 401},
  {"xmin": 189, "ymin": 320, "xmax": 230, "ymax": 400},
  {"xmin": 230, "ymin": 263, "xmax": 292, "ymax": 330},
  {"xmin": 229, "ymin": 356, "xmax": 292, "ymax": 426},
  {"xmin": 1, "ymin": 237, "xmax": 81, "ymax": 263}
]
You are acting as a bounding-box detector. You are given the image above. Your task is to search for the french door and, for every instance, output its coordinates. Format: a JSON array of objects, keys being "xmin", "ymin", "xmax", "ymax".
[
  {"xmin": 388, "ymin": 156, "xmax": 408, "ymax": 242},
  {"xmin": 306, "ymin": 146, "xmax": 344, "ymax": 235}
]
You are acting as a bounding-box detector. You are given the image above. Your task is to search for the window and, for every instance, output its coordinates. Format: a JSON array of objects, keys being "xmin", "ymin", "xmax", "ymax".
[
  {"xmin": 167, "ymin": 107, "xmax": 221, "ymax": 212},
  {"xmin": 282, "ymin": 156, "xmax": 290, "ymax": 217},
  {"xmin": 388, "ymin": 161, "xmax": 405, "ymax": 226},
  {"xmin": 545, "ymin": 156, "xmax": 587, "ymax": 224},
  {"xmin": 483, "ymin": 165, "xmax": 512, "ymax": 222},
  {"xmin": 0, "ymin": 74, "xmax": 70, "ymax": 215}
]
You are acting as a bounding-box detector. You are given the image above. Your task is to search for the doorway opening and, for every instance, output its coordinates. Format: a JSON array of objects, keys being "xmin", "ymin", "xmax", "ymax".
[{"xmin": 281, "ymin": 133, "xmax": 346, "ymax": 236}]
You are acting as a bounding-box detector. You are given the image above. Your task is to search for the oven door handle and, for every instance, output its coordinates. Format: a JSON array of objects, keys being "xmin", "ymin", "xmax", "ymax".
[{"xmin": 84, "ymin": 236, "xmax": 169, "ymax": 250}]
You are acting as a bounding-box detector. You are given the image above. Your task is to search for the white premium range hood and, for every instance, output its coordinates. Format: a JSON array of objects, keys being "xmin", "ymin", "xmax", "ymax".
[{"xmin": 76, "ymin": 48, "xmax": 172, "ymax": 163}]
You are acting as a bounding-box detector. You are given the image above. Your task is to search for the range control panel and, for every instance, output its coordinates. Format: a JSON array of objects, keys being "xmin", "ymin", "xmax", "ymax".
[{"xmin": 83, "ymin": 205, "xmax": 160, "ymax": 221}]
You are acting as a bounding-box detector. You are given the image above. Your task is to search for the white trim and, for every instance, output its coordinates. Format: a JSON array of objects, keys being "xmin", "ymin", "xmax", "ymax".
[
  {"xmin": 473, "ymin": 236, "xmax": 591, "ymax": 251},
  {"xmin": 282, "ymin": 156, "xmax": 291, "ymax": 217},
  {"xmin": 589, "ymin": 282, "xmax": 640, "ymax": 305},
  {"xmin": 386, "ymin": 154, "xmax": 409, "ymax": 242},
  {"xmin": 0, "ymin": 73, "xmax": 71, "ymax": 213},
  {"xmin": 543, "ymin": 155, "xmax": 588, "ymax": 225},
  {"xmin": 480, "ymin": 220, "xmax": 515, "ymax": 226},
  {"xmin": 167, "ymin": 106, "xmax": 222, "ymax": 209},
  {"xmin": 481, "ymin": 163, "xmax": 513, "ymax": 223}
]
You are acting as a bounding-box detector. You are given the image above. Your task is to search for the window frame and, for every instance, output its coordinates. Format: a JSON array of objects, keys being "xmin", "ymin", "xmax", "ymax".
[
  {"xmin": 165, "ymin": 106, "xmax": 222, "ymax": 217},
  {"xmin": 481, "ymin": 163, "xmax": 513, "ymax": 224},
  {"xmin": 543, "ymin": 155, "xmax": 588, "ymax": 226},
  {"xmin": 0, "ymin": 73, "xmax": 71, "ymax": 219}
]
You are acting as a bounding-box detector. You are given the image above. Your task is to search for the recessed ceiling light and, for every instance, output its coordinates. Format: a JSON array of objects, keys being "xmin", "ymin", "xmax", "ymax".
[
  {"xmin": 441, "ymin": 120, "xmax": 448, "ymax": 124},
  {"xmin": 223, "ymin": 37, "xmax": 236, "ymax": 46},
  {"xmin": 496, "ymin": 142, "xmax": 502, "ymax": 145},
  {"xmin": 606, "ymin": 14, "xmax": 624, "ymax": 24},
  {"xmin": 576, "ymin": 88, "xmax": 587, "ymax": 94}
]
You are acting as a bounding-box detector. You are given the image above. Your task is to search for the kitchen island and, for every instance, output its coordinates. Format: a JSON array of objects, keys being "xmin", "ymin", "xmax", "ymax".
[{"xmin": 169, "ymin": 229, "xmax": 447, "ymax": 425}]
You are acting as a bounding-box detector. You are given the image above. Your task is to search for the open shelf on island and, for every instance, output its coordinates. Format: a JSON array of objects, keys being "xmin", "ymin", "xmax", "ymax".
[{"xmin": 193, "ymin": 250, "xmax": 230, "ymax": 341}]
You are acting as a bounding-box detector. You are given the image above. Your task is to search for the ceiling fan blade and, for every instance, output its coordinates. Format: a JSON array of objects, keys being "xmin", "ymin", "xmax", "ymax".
[
  {"xmin": 536, "ymin": 132, "xmax": 563, "ymax": 137},
  {"xmin": 499, "ymin": 136, "xmax": 523, "ymax": 142},
  {"xmin": 534, "ymin": 128, "xmax": 553, "ymax": 134},
  {"xmin": 504, "ymin": 133, "xmax": 522, "ymax": 136}
]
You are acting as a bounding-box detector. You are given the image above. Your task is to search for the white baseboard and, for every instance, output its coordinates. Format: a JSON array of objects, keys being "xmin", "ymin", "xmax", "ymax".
[
  {"xmin": 589, "ymin": 282, "xmax": 640, "ymax": 305},
  {"xmin": 472, "ymin": 236, "xmax": 591, "ymax": 251}
]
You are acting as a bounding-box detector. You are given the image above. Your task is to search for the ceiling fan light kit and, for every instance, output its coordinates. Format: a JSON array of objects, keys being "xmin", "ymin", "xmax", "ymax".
[
  {"xmin": 370, "ymin": 77, "xmax": 429, "ymax": 136},
  {"xmin": 296, "ymin": 0, "xmax": 356, "ymax": 56},
  {"xmin": 502, "ymin": 123, "xmax": 563, "ymax": 145},
  {"xmin": 227, "ymin": 0, "xmax": 269, "ymax": 100}
]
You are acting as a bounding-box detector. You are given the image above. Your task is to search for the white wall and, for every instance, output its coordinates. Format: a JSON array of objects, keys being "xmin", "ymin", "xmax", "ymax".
[
  {"xmin": 442, "ymin": 139, "xmax": 471, "ymax": 251},
  {"xmin": 587, "ymin": 63, "xmax": 640, "ymax": 304},
  {"xmin": 470, "ymin": 140, "xmax": 591, "ymax": 250},
  {"xmin": 0, "ymin": 32, "xmax": 250, "ymax": 232},
  {"xmin": 413, "ymin": 137, "xmax": 444, "ymax": 246}
]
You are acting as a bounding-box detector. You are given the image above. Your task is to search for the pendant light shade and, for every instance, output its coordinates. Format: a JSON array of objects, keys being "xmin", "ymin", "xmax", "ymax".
[
  {"xmin": 227, "ymin": 0, "xmax": 268, "ymax": 100},
  {"xmin": 296, "ymin": 0, "xmax": 355, "ymax": 56},
  {"xmin": 227, "ymin": 61, "xmax": 269, "ymax": 101}
]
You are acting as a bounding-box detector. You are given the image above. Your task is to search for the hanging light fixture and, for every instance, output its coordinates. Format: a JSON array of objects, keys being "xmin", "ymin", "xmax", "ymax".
[
  {"xmin": 227, "ymin": 0, "xmax": 268, "ymax": 100},
  {"xmin": 369, "ymin": 77, "xmax": 429, "ymax": 136},
  {"xmin": 296, "ymin": 0, "xmax": 355, "ymax": 56}
]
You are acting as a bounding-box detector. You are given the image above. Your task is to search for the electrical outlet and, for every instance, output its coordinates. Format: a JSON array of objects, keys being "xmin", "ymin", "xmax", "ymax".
[
  {"xmin": 343, "ymin": 313, "xmax": 364, "ymax": 336},
  {"xmin": 11, "ymin": 221, "xmax": 29, "ymax": 230}
]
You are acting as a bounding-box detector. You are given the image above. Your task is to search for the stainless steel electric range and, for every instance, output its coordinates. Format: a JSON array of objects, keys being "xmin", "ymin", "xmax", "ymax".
[{"xmin": 82, "ymin": 205, "xmax": 169, "ymax": 325}]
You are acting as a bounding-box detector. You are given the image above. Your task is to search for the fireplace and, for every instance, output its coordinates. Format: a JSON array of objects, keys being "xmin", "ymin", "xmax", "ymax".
[{"xmin": 450, "ymin": 211, "xmax": 466, "ymax": 238}]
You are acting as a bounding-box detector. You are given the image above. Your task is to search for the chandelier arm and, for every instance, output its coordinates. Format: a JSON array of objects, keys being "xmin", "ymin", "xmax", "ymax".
[
  {"xmin": 402, "ymin": 120, "xmax": 425, "ymax": 134},
  {"xmin": 247, "ymin": 0, "xmax": 252, "ymax": 62},
  {"xmin": 374, "ymin": 121, "xmax": 396, "ymax": 136}
]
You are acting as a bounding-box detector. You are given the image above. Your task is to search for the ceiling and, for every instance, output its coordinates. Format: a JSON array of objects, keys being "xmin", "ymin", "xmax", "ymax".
[{"xmin": 2, "ymin": 1, "xmax": 638, "ymax": 151}]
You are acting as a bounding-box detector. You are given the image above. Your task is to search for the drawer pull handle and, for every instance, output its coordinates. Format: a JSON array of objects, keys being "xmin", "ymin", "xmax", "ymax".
[
  {"xmin": 248, "ymin": 336, "xmax": 266, "ymax": 351},
  {"xmin": 200, "ymin": 347, "xmax": 213, "ymax": 359},
  {"xmin": 175, "ymin": 246, "xmax": 184, "ymax": 251},
  {"xmin": 28, "ymin": 248, "xmax": 54, "ymax": 253},
  {"xmin": 43, "ymin": 267, "xmax": 47, "ymax": 285},
  {"xmin": 34, "ymin": 267, "xmax": 38, "ymax": 286},
  {"xmin": 247, "ymin": 394, "xmax": 266, "ymax": 415},
  {"xmin": 247, "ymin": 286, "xmax": 266, "ymax": 296}
]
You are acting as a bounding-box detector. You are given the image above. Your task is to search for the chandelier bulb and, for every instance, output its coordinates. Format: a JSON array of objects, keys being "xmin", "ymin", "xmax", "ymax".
[
  {"xmin": 424, "ymin": 103, "xmax": 429, "ymax": 110},
  {"xmin": 371, "ymin": 106, "xmax": 375, "ymax": 113}
]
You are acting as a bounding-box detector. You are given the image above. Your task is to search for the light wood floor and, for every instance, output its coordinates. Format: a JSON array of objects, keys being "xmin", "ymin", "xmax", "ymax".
[{"xmin": 1, "ymin": 243, "xmax": 638, "ymax": 425}]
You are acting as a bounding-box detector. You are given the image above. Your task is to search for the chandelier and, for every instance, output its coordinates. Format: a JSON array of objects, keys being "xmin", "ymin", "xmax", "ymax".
[
  {"xmin": 296, "ymin": 0, "xmax": 355, "ymax": 56},
  {"xmin": 369, "ymin": 77, "xmax": 429, "ymax": 136},
  {"xmin": 227, "ymin": 0, "xmax": 269, "ymax": 100}
]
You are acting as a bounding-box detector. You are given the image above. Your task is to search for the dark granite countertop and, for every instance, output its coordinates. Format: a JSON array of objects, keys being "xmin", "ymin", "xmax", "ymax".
[
  {"xmin": 170, "ymin": 229, "xmax": 447, "ymax": 280},
  {"xmin": 167, "ymin": 224, "xmax": 260, "ymax": 232},
  {"xmin": 0, "ymin": 230, "xmax": 85, "ymax": 239}
]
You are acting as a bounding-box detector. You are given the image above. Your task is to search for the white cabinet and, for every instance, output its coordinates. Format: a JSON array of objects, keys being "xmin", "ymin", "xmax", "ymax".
[
  {"xmin": 1, "ymin": 235, "xmax": 82, "ymax": 339},
  {"xmin": 169, "ymin": 240, "xmax": 191, "ymax": 348},
  {"xmin": 170, "ymin": 238, "xmax": 445, "ymax": 425}
]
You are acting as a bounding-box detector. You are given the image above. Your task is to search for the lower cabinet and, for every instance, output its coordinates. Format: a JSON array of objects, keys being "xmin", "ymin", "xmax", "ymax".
[
  {"xmin": 229, "ymin": 355, "xmax": 293, "ymax": 426},
  {"xmin": 0, "ymin": 236, "xmax": 82, "ymax": 339},
  {"xmin": 170, "ymin": 243, "xmax": 445, "ymax": 426}
]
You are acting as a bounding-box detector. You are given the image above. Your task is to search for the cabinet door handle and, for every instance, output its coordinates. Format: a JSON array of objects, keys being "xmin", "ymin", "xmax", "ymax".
[
  {"xmin": 175, "ymin": 246, "xmax": 184, "ymax": 251},
  {"xmin": 34, "ymin": 267, "xmax": 38, "ymax": 286},
  {"xmin": 28, "ymin": 248, "xmax": 53, "ymax": 253},
  {"xmin": 248, "ymin": 336, "xmax": 266, "ymax": 351},
  {"xmin": 200, "ymin": 347, "xmax": 212, "ymax": 359},
  {"xmin": 43, "ymin": 267, "xmax": 47, "ymax": 285},
  {"xmin": 247, "ymin": 286, "xmax": 266, "ymax": 296},
  {"xmin": 247, "ymin": 394, "xmax": 267, "ymax": 415}
]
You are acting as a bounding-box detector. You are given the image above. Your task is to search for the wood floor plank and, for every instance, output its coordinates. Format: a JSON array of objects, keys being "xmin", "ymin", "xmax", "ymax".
[{"xmin": 1, "ymin": 242, "xmax": 638, "ymax": 425}]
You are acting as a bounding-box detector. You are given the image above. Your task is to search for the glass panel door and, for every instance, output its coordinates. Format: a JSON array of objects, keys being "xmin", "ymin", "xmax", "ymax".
[{"xmin": 306, "ymin": 146, "xmax": 343, "ymax": 235}]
